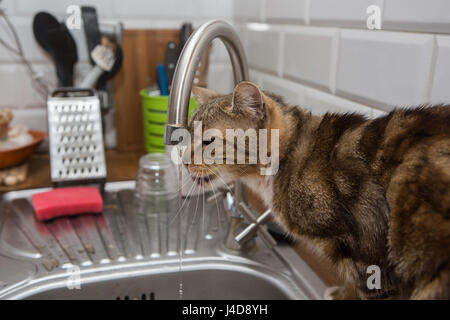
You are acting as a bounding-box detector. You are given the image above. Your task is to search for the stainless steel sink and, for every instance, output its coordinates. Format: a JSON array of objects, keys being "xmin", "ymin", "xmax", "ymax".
[{"xmin": 0, "ymin": 181, "xmax": 325, "ymax": 300}]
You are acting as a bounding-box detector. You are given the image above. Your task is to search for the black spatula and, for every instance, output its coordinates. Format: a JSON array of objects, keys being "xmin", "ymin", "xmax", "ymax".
[{"xmin": 33, "ymin": 12, "xmax": 78, "ymax": 87}]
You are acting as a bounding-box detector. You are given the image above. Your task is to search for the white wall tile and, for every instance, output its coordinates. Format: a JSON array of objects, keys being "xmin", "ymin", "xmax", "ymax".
[
  {"xmin": 384, "ymin": 0, "xmax": 450, "ymax": 34},
  {"xmin": 246, "ymin": 27, "xmax": 282, "ymax": 75},
  {"xmin": 14, "ymin": 0, "xmax": 113, "ymax": 18},
  {"xmin": 283, "ymin": 26, "xmax": 338, "ymax": 92},
  {"xmin": 10, "ymin": 107, "xmax": 47, "ymax": 131},
  {"xmin": 198, "ymin": 0, "xmax": 233, "ymax": 19},
  {"xmin": 310, "ymin": 0, "xmax": 384, "ymax": 29},
  {"xmin": 336, "ymin": 29, "xmax": 434, "ymax": 111},
  {"xmin": 430, "ymin": 35, "xmax": 450, "ymax": 104},
  {"xmin": 0, "ymin": 63, "xmax": 52, "ymax": 109},
  {"xmin": 0, "ymin": 17, "xmax": 89, "ymax": 64},
  {"xmin": 232, "ymin": 0, "xmax": 263, "ymax": 22},
  {"xmin": 209, "ymin": 39, "xmax": 230, "ymax": 63},
  {"xmin": 0, "ymin": 0, "xmax": 16, "ymax": 15},
  {"xmin": 206, "ymin": 62, "xmax": 234, "ymax": 94},
  {"xmin": 0, "ymin": 17, "xmax": 50, "ymax": 63},
  {"xmin": 257, "ymin": 70, "xmax": 305, "ymax": 105},
  {"xmin": 248, "ymin": 70, "xmax": 262, "ymax": 87},
  {"xmin": 112, "ymin": 0, "xmax": 195, "ymax": 19},
  {"xmin": 304, "ymin": 86, "xmax": 373, "ymax": 117},
  {"xmin": 265, "ymin": 0, "xmax": 307, "ymax": 24}
]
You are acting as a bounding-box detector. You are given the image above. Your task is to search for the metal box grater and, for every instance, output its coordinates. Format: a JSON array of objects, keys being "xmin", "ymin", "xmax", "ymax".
[{"xmin": 47, "ymin": 88, "xmax": 107, "ymax": 184}]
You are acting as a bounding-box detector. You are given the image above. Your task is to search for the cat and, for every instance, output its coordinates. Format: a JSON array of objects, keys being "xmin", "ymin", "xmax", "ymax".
[{"xmin": 184, "ymin": 81, "xmax": 450, "ymax": 300}]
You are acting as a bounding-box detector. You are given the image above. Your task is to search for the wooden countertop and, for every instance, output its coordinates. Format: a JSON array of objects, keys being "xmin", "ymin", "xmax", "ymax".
[
  {"xmin": 0, "ymin": 150, "xmax": 144, "ymax": 194},
  {"xmin": 0, "ymin": 150, "xmax": 341, "ymax": 288}
]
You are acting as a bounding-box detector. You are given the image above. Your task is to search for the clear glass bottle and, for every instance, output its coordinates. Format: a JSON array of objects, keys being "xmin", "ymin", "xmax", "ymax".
[{"xmin": 134, "ymin": 153, "xmax": 179, "ymax": 217}]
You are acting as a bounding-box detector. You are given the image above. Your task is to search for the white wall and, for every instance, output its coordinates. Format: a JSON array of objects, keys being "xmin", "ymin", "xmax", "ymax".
[
  {"xmin": 234, "ymin": 0, "xmax": 450, "ymax": 118},
  {"xmin": 1, "ymin": 0, "xmax": 450, "ymax": 133}
]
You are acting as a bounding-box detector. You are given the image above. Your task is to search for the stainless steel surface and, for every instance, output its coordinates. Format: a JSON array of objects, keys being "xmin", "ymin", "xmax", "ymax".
[
  {"xmin": 0, "ymin": 181, "xmax": 326, "ymax": 300},
  {"xmin": 207, "ymin": 187, "xmax": 255, "ymax": 251},
  {"xmin": 237, "ymin": 204, "xmax": 277, "ymax": 250},
  {"xmin": 47, "ymin": 89, "xmax": 107, "ymax": 183},
  {"xmin": 164, "ymin": 20, "xmax": 249, "ymax": 145}
]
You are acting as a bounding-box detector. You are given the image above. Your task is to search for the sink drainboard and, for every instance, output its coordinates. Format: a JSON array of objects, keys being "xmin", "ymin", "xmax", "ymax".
[{"xmin": 0, "ymin": 181, "xmax": 326, "ymax": 300}]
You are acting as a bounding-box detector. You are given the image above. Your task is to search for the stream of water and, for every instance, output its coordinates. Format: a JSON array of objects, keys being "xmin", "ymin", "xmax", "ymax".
[{"xmin": 177, "ymin": 145, "xmax": 184, "ymax": 300}]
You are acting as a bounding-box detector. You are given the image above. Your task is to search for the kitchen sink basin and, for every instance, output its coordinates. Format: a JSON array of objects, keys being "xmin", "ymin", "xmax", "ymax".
[{"xmin": 0, "ymin": 181, "xmax": 325, "ymax": 300}]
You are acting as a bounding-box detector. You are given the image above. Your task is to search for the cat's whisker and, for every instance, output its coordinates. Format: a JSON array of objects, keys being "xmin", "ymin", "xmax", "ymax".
[
  {"xmin": 201, "ymin": 179, "xmax": 205, "ymax": 238},
  {"xmin": 170, "ymin": 172, "xmax": 199, "ymax": 225},
  {"xmin": 205, "ymin": 167, "xmax": 235, "ymax": 196},
  {"xmin": 207, "ymin": 177, "xmax": 222, "ymax": 232}
]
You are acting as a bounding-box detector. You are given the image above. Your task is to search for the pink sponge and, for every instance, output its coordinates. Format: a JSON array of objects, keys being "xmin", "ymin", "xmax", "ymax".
[{"xmin": 31, "ymin": 187, "xmax": 103, "ymax": 221}]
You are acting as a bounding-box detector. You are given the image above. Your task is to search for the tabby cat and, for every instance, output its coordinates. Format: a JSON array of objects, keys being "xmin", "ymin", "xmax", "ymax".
[{"xmin": 185, "ymin": 81, "xmax": 449, "ymax": 300}]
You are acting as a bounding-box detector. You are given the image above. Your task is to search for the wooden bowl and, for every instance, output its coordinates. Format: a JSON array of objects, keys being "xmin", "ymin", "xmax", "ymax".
[{"xmin": 0, "ymin": 130, "xmax": 47, "ymax": 169}]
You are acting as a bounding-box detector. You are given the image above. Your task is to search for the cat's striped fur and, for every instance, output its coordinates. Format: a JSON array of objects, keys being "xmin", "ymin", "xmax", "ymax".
[{"xmin": 188, "ymin": 82, "xmax": 450, "ymax": 299}]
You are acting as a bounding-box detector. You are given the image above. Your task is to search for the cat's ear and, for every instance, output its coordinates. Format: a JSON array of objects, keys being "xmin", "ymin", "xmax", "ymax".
[
  {"xmin": 192, "ymin": 86, "xmax": 218, "ymax": 104},
  {"xmin": 232, "ymin": 81, "xmax": 265, "ymax": 121}
]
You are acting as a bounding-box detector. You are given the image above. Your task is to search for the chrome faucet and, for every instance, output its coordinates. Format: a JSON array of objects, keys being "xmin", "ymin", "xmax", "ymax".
[
  {"xmin": 163, "ymin": 20, "xmax": 249, "ymax": 143},
  {"xmin": 164, "ymin": 20, "xmax": 275, "ymax": 251}
]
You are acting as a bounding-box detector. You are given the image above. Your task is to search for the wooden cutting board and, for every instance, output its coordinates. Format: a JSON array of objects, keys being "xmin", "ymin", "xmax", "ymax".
[{"xmin": 112, "ymin": 29, "xmax": 179, "ymax": 153}]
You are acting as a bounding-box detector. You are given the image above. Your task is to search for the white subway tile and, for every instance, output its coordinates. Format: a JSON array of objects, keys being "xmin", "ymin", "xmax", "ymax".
[
  {"xmin": 206, "ymin": 62, "xmax": 234, "ymax": 94},
  {"xmin": 0, "ymin": 17, "xmax": 88, "ymax": 64},
  {"xmin": 112, "ymin": 0, "xmax": 195, "ymax": 18},
  {"xmin": 336, "ymin": 29, "xmax": 434, "ymax": 111},
  {"xmin": 246, "ymin": 28, "xmax": 282, "ymax": 75},
  {"xmin": 258, "ymin": 71, "xmax": 305, "ymax": 105},
  {"xmin": 310, "ymin": 0, "xmax": 383, "ymax": 29},
  {"xmin": 0, "ymin": 17, "xmax": 51, "ymax": 63},
  {"xmin": 0, "ymin": 63, "xmax": 53, "ymax": 109},
  {"xmin": 209, "ymin": 39, "xmax": 230, "ymax": 63},
  {"xmin": 384, "ymin": 0, "xmax": 450, "ymax": 34},
  {"xmin": 198, "ymin": 0, "xmax": 233, "ymax": 19},
  {"xmin": 15, "ymin": 0, "xmax": 113, "ymax": 18},
  {"xmin": 430, "ymin": 35, "xmax": 450, "ymax": 104},
  {"xmin": 265, "ymin": 0, "xmax": 307, "ymax": 24},
  {"xmin": 283, "ymin": 26, "xmax": 338, "ymax": 92},
  {"xmin": 304, "ymin": 87, "xmax": 373, "ymax": 117},
  {"xmin": 233, "ymin": 0, "xmax": 263, "ymax": 22},
  {"xmin": 249, "ymin": 69, "xmax": 263, "ymax": 86},
  {"xmin": 10, "ymin": 107, "xmax": 47, "ymax": 131},
  {"xmin": 0, "ymin": 0, "xmax": 16, "ymax": 15}
]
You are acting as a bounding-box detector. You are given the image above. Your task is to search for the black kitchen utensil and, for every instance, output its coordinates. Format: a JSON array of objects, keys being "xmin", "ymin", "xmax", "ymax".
[
  {"xmin": 179, "ymin": 22, "xmax": 193, "ymax": 54},
  {"xmin": 81, "ymin": 6, "xmax": 122, "ymax": 90},
  {"xmin": 165, "ymin": 41, "xmax": 178, "ymax": 91},
  {"xmin": 81, "ymin": 6, "xmax": 101, "ymax": 66},
  {"xmin": 32, "ymin": 12, "xmax": 78, "ymax": 87}
]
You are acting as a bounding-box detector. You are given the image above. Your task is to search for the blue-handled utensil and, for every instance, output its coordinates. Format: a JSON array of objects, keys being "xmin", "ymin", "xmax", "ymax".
[{"xmin": 156, "ymin": 64, "xmax": 169, "ymax": 96}]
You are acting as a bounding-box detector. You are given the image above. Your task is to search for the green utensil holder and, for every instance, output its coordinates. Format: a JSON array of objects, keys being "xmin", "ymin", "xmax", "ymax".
[{"xmin": 140, "ymin": 89, "xmax": 197, "ymax": 154}]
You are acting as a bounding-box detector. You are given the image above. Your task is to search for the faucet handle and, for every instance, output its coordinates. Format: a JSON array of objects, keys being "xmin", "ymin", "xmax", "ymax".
[
  {"xmin": 236, "ymin": 202, "xmax": 277, "ymax": 250},
  {"xmin": 207, "ymin": 185, "xmax": 240, "ymax": 217}
]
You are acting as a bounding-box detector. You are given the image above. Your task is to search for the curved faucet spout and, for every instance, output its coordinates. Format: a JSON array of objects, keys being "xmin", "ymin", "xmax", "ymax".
[{"xmin": 164, "ymin": 20, "xmax": 249, "ymax": 145}]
